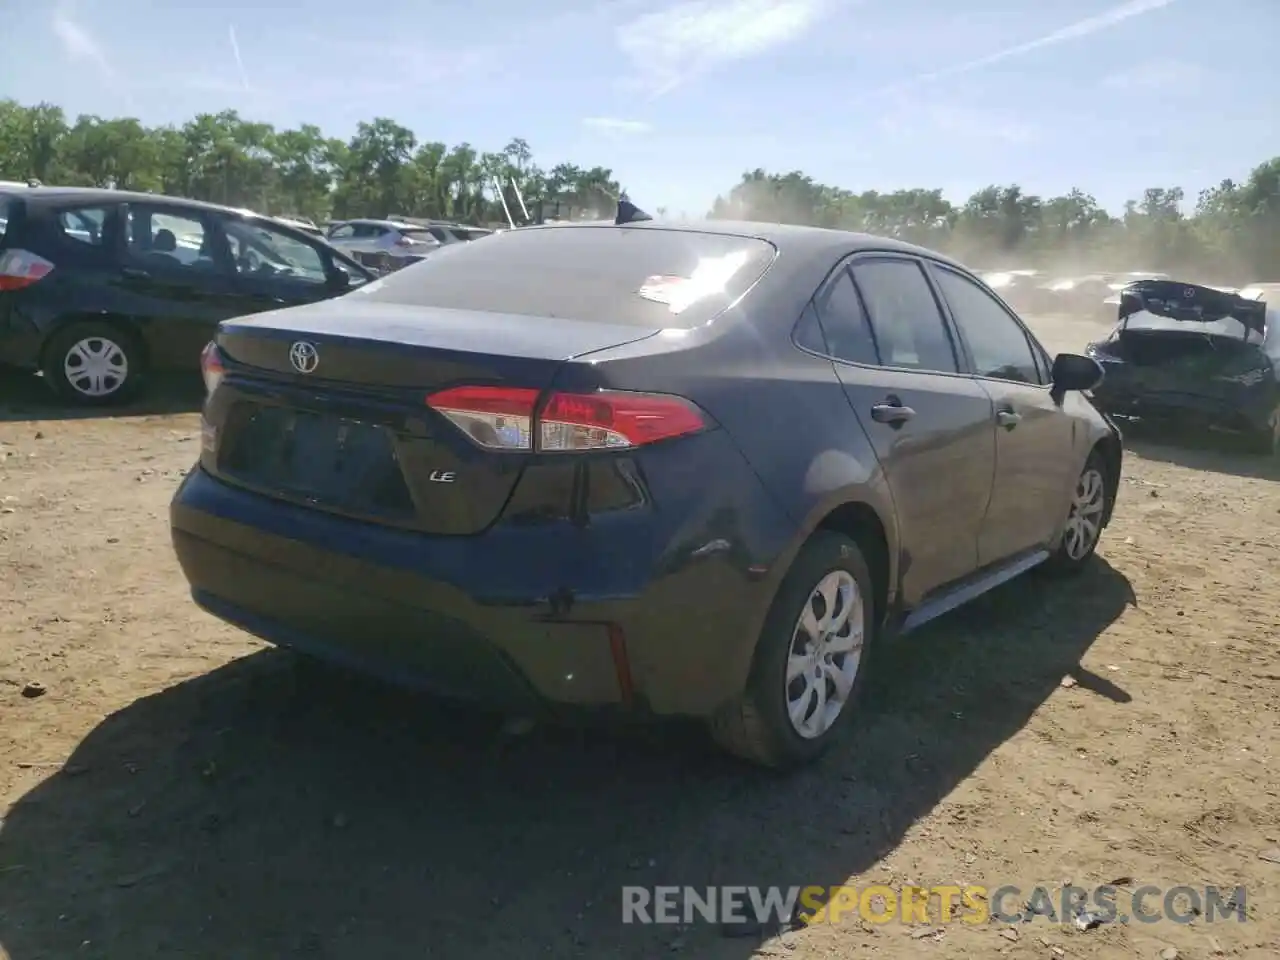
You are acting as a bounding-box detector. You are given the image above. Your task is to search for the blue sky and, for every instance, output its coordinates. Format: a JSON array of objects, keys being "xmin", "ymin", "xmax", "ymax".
[{"xmin": 3, "ymin": 0, "xmax": 1277, "ymax": 217}]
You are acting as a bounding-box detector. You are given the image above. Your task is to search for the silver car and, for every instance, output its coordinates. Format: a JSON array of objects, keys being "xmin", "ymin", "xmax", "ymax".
[{"xmin": 325, "ymin": 218, "xmax": 442, "ymax": 268}]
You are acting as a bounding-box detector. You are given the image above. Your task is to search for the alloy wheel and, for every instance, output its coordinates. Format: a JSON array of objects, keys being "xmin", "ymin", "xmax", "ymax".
[
  {"xmin": 785, "ymin": 569, "xmax": 865, "ymax": 739},
  {"xmin": 1063, "ymin": 467, "xmax": 1106, "ymax": 560}
]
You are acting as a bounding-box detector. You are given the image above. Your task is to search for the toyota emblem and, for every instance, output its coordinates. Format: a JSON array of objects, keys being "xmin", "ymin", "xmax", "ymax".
[{"xmin": 289, "ymin": 341, "xmax": 319, "ymax": 374}]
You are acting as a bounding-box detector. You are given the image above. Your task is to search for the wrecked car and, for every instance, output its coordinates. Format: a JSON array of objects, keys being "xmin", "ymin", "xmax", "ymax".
[{"xmin": 1086, "ymin": 279, "xmax": 1279, "ymax": 454}]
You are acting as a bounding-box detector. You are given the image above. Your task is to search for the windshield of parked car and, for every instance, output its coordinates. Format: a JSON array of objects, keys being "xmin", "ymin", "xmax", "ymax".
[{"xmin": 352, "ymin": 225, "xmax": 777, "ymax": 329}]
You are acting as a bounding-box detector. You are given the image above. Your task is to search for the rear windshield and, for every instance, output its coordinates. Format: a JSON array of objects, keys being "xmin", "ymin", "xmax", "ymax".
[
  {"xmin": 355, "ymin": 225, "xmax": 777, "ymax": 328},
  {"xmin": 399, "ymin": 227, "xmax": 440, "ymax": 242},
  {"xmin": 0, "ymin": 196, "xmax": 12, "ymax": 244}
]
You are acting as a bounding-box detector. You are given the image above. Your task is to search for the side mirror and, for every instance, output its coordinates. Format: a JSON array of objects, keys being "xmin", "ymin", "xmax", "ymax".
[
  {"xmin": 1051, "ymin": 353, "xmax": 1104, "ymax": 397},
  {"xmin": 329, "ymin": 269, "xmax": 351, "ymax": 291}
]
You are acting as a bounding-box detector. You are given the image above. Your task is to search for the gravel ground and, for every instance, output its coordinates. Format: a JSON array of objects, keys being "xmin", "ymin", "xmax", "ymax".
[{"xmin": 1, "ymin": 315, "xmax": 1277, "ymax": 960}]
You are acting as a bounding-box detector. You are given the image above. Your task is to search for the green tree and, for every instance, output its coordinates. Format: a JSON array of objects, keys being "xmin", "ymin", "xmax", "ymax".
[{"xmin": 2, "ymin": 98, "xmax": 1277, "ymax": 282}]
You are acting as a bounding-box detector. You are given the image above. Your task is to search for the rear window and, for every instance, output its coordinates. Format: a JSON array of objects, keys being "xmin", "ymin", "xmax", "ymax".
[
  {"xmin": 56, "ymin": 206, "xmax": 109, "ymax": 246},
  {"xmin": 355, "ymin": 225, "xmax": 777, "ymax": 328}
]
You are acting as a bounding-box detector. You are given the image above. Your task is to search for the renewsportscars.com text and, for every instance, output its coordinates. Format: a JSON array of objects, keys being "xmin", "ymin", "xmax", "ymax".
[{"xmin": 621, "ymin": 883, "xmax": 1248, "ymax": 926}]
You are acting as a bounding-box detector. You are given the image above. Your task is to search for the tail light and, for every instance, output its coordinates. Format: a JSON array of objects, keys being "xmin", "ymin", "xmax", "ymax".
[
  {"xmin": 425, "ymin": 385, "xmax": 711, "ymax": 452},
  {"xmin": 394, "ymin": 236, "xmax": 414, "ymax": 247},
  {"xmin": 200, "ymin": 341, "xmax": 226, "ymax": 395},
  {"xmin": 0, "ymin": 249, "xmax": 54, "ymax": 292}
]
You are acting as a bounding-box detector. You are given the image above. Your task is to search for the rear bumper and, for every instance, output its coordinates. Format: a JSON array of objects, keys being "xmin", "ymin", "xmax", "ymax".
[
  {"xmin": 170, "ymin": 466, "xmax": 786, "ymax": 718},
  {"xmin": 0, "ymin": 297, "xmax": 43, "ymax": 369}
]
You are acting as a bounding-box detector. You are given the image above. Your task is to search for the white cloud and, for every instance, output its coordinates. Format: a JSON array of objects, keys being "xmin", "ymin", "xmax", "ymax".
[
  {"xmin": 616, "ymin": 0, "xmax": 837, "ymax": 97},
  {"xmin": 228, "ymin": 26, "xmax": 252, "ymax": 93},
  {"xmin": 583, "ymin": 117, "xmax": 653, "ymax": 134},
  {"xmin": 51, "ymin": 9, "xmax": 115, "ymax": 79},
  {"xmin": 1101, "ymin": 59, "xmax": 1205, "ymax": 90},
  {"xmin": 871, "ymin": 0, "xmax": 1180, "ymax": 96}
]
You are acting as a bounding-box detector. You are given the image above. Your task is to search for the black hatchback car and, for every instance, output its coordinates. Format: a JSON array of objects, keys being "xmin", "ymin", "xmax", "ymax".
[{"xmin": 0, "ymin": 187, "xmax": 375, "ymax": 404}]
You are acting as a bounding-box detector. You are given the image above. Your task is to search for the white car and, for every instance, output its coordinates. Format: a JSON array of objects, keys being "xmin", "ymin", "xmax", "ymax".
[{"xmin": 324, "ymin": 218, "xmax": 442, "ymax": 267}]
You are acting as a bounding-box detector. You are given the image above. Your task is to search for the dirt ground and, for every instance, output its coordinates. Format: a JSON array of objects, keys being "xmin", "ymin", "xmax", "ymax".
[{"xmin": 1, "ymin": 315, "xmax": 1278, "ymax": 960}]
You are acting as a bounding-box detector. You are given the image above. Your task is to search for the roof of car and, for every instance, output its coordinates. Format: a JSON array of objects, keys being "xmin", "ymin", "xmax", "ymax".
[
  {"xmin": 0, "ymin": 186, "xmax": 282, "ymax": 220},
  {"xmin": 335, "ymin": 218, "xmax": 414, "ymax": 228},
  {"xmin": 514, "ymin": 218, "xmax": 973, "ymax": 269}
]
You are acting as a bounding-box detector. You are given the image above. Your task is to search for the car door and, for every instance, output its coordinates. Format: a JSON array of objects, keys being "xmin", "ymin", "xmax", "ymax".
[
  {"xmin": 115, "ymin": 202, "xmax": 240, "ymax": 370},
  {"xmin": 813, "ymin": 256, "xmax": 996, "ymax": 606},
  {"xmin": 220, "ymin": 215, "xmax": 344, "ymax": 313},
  {"xmin": 928, "ymin": 262, "xmax": 1077, "ymax": 565}
]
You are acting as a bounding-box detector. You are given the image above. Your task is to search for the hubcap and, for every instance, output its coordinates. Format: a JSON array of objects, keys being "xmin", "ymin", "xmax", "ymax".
[
  {"xmin": 64, "ymin": 337, "xmax": 128, "ymax": 398},
  {"xmin": 786, "ymin": 569, "xmax": 865, "ymax": 740},
  {"xmin": 1063, "ymin": 467, "xmax": 1106, "ymax": 560}
]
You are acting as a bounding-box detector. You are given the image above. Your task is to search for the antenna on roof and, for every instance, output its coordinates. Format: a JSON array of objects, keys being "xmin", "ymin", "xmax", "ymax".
[
  {"xmin": 616, "ymin": 191, "xmax": 653, "ymax": 226},
  {"xmin": 493, "ymin": 176, "xmax": 516, "ymax": 229},
  {"xmin": 510, "ymin": 177, "xmax": 531, "ymax": 225}
]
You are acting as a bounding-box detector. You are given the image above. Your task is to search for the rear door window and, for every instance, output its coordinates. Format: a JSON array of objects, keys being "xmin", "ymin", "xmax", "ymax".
[
  {"xmin": 850, "ymin": 258, "xmax": 958, "ymax": 373},
  {"xmin": 56, "ymin": 206, "xmax": 109, "ymax": 247},
  {"xmin": 355, "ymin": 225, "xmax": 777, "ymax": 329}
]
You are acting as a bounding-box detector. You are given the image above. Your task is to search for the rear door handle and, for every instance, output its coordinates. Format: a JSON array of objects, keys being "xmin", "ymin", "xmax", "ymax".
[
  {"xmin": 120, "ymin": 266, "xmax": 150, "ymax": 280},
  {"xmin": 870, "ymin": 401, "xmax": 916, "ymax": 425},
  {"xmin": 996, "ymin": 410, "xmax": 1022, "ymax": 429}
]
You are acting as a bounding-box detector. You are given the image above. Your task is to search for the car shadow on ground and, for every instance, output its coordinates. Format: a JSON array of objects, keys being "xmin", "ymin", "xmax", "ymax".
[
  {"xmin": 0, "ymin": 559, "xmax": 1135, "ymax": 960},
  {"xmin": 0, "ymin": 371, "xmax": 203, "ymax": 423},
  {"xmin": 1119, "ymin": 420, "xmax": 1280, "ymax": 481}
]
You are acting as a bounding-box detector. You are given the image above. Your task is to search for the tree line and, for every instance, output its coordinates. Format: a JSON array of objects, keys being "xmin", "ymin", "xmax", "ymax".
[
  {"xmin": 3, "ymin": 99, "xmax": 1277, "ymax": 283},
  {"xmin": 711, "ymin": 166, "xmax": 1280, "ymax": 284}
]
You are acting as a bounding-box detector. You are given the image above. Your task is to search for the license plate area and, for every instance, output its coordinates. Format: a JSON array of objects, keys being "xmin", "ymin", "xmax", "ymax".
[{"xmin": 221, "ymin": 404, "xmax": 415, "ymax": 518}]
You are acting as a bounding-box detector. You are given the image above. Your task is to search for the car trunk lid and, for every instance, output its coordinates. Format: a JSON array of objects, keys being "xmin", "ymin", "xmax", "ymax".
[{"xmin": 206, "ymin": 301, "xmax": 661, "ymax": 535}]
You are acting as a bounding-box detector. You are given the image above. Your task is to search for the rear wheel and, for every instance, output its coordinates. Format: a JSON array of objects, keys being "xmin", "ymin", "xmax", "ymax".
[
  {"xmin": 710, "ymin": 532, "xmax": 876, "ymax": 769},
  {"xmin": 42, "ymin": 320, "xmax": 144, "ymax": 406},
  {"xmin": 1044, "ymin": 452, "xmax": 1110, "ymax": 575}
]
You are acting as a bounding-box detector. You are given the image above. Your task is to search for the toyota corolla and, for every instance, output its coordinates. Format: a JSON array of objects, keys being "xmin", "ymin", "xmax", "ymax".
[{"xmin": 171, "ymin": 205, "xmax": 1122, "ymax": 768}]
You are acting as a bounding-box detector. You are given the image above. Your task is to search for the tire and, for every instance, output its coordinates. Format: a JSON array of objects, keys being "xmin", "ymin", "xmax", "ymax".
[
  {"xmin": 1043, "ymin": 450, "xmax": 1111, "ymax": 575},
  {"xmin": 41, "ymin": 320, "xmax": 144, "ymax": 406},
  {"xmin": 710, "ymin": 531, "xmax": 877, "ymax": 769}
]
